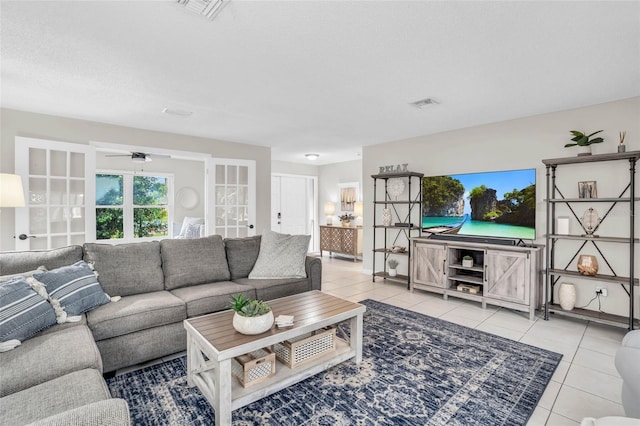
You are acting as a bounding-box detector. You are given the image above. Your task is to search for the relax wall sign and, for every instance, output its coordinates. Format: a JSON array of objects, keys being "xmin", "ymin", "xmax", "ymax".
[{"xmin": 378, "ymin": 164, "xmax": 409, "ymax": 174}]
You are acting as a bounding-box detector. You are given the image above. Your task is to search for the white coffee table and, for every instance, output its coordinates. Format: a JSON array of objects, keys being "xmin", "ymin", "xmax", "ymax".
[{"xmin": 183, "ymin": 290, "xmax": 366, "ymax": 426}]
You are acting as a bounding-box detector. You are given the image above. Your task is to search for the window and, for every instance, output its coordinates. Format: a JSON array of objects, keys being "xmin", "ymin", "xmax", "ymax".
[{"xmin": 96, "ymin": 172, "xmax": 172, "ymax": 241}]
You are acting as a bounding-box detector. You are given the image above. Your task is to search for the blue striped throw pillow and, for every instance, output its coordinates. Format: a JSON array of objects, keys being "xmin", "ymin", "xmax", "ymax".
[
  {"xmin": 33, "ymin": 261, "xmax": 111, "ymax": 319},
  {"xmin": 0, "ymin": 276, "xmax": 57, "ymax": 345}
]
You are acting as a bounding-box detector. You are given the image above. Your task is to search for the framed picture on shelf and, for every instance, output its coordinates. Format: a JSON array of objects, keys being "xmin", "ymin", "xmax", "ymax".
[{"xmin": 578, "ymin": 181, "xmax": 597, "ymax": 199}]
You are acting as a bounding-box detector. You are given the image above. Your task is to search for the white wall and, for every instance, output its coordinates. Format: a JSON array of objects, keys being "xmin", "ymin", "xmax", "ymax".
[
  {"xmin": 363, "ymin": 97, "xmax": 640, "ymax": 319},
  {"xmin": 0, "ymin": 108, "xmax": 272, "ymax": 251}
]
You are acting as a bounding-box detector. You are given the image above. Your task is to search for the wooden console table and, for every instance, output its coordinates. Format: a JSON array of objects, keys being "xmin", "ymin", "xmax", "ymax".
[{"xmin": 320, "ymin": 225, "xmax": 363, "ymax": 261}]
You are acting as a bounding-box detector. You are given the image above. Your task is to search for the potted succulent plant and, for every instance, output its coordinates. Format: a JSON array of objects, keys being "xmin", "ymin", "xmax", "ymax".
[
  {"xmin": 229, "ymin": 294, "xmax": 274, "ymax": 335},
  {"xmin": 462, "ymin": 255, "xmax": 473, "ymax": 268},
  {"xmin": 387, "ymin": 258, "xmax": 399, "ymax": 277},
  {"xmin": 564, "ymin": 130, "xmax": 604, "ymax": 156}
]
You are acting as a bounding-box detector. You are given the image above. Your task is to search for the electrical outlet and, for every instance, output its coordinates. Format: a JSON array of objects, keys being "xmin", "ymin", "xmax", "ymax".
[{"xmin": 596, "ymin": 286, "xmax": 608, "ymax": 297}]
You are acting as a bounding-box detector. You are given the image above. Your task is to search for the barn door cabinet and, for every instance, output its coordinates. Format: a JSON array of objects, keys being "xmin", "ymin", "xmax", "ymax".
[{"xmin": 411, "ymin": 238, "xmax": 543, "ymax": 320}]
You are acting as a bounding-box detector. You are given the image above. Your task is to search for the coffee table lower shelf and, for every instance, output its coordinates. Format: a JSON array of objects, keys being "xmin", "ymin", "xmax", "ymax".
[{"xmin": 190, "ymin": 338, "xmax": 354, "ymax": 411}]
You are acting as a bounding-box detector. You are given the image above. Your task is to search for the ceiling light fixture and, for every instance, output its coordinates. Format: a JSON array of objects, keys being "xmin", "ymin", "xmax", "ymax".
[
  {"xmin": 162, "ymin": 107, "xmax": 193, "ymax": 117},
  {"xmin": 177, "ymin": 0, "xmax": 226, "ymax": 20},
  {"xmin": 305, "ymin": 154, "xmax": 320, "ymax": 161},
  {"xmin": 410, "ymin": 98, "xmax": 440, "ymax": 109}
]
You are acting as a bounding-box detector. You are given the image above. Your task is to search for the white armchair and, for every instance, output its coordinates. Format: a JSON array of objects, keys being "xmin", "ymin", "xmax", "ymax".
[{"xmin": 615, "ymin": 329, "xmax": 640, "ymax": 419}]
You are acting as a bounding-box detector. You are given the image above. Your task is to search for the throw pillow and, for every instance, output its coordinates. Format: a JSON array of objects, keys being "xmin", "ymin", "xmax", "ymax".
[
  {"xmin": 0, "ymin": 266, "xmax": 47, "ymax": 283},
  {"xmin": 0, "ymin": 276, "xmax": 57, "ymax": 352},
  {"xmin": 183, "ymin": 223, "xmax": 202, "ymax": 239},
  {"xmin": 32, "ymin": 261, "xmax": 111, "ymax": 322},
  {"xmin": 224, "ymin": 235, "xmax": 262, "ymax": 279},
  {"xmin": 249, "ymin": 231, "xmax": 311, "ymax": 279},
  {"xmin": 179, "ymin": 216, "xmax": 205, "ymax": 237}
]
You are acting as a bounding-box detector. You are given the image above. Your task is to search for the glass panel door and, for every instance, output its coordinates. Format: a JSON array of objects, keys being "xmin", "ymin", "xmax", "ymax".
[
  {"xmin": 206, "ymin": 158, "xmax": 255, "ymax": 238},
  {"xmin": 15, "ymin": 137, "xmax": 96, "ymax": 250}
]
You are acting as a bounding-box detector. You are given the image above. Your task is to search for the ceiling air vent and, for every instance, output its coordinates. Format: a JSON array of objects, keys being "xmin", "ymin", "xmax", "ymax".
[
  {"xmin": 410, "ymin": 98, "xmax": 440, "ymax": 109},
  {"xmin": 177, "ymin": 0, "xmax": 225, "ymax": 20}
]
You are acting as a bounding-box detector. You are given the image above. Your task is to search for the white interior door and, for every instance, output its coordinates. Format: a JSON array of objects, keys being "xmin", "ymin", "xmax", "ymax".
[
  {"xmin": 14, "ymin": 137, "xmax": 96, "ymax": 250},
  {"xmin": 206, "ymin": 158, "xmax": 256, "ymax": 238},
  {"xmin": 271, "ymin": 174, "xmax": 318, "ymax": 250}
]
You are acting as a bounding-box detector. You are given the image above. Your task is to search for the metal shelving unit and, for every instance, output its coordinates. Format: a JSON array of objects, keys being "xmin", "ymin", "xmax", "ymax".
[
  {"xmin": 371, "ymin": 172, "xmax": 424, "ymax": 288},
  {"xmin": 543, "ymin": 151, "xmax": 640, "ymax": 330}
]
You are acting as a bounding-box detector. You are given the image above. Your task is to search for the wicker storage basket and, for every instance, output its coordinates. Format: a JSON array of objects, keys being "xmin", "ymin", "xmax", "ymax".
[
  {"xmin": 231, "ymin": 348, "xmax": 276, "ymax": 387},
  {"xmin": 272, "ymin": 327, "xmax": 336, "ymax": 368}
]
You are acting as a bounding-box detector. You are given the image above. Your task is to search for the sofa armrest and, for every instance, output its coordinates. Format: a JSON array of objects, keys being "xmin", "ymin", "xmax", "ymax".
[
  {"xmin": 621, "ymin": 329, "xmax": 640, "ymax": 349},
  {"xmin": 27, "ymin": 399, "xmax": 131, "ymax": 426},
  {"xmin": 305, "ymin": 255, "xmax": 322, "ymax": 291}
]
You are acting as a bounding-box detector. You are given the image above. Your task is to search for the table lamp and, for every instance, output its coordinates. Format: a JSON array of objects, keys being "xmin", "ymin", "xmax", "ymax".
[
  {"xmin": 0, "ymin": 173, "xmax": 26, "ymax": 208},
  {"xmin": 353, "ymin": 202, "xmax": 363, "ymax": 227},
  {"xmin": 324, "ymin": 202, "xmax": 336, "ymax": 225}
]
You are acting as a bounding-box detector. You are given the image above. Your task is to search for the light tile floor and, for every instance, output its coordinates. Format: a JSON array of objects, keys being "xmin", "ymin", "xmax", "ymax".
[
  {"xmin": 116, "ymin": 255, "xmax": 630, "ymax": 425},
  {"xmin": 319, "ymin": 255, "xmax": 629, "ymax": 426}
]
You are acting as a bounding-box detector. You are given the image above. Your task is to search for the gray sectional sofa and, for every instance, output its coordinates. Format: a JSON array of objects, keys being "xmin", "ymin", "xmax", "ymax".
[{"xmin": 0, "ymin": 234, "xmax": 321, "ymax": 425}]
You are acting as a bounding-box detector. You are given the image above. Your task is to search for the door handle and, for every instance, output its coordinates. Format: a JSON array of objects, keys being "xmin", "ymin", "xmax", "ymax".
[
  {"xmin": 277, "ymin": 212, "xmax": 281, "ymax": 219},
  {"xmin": 15, "ymin": 234, "xmax": 36, "ymax": 240},
  {"xmin": 248, "ymin": 224, "xmax": 254, "ymax": 229}
]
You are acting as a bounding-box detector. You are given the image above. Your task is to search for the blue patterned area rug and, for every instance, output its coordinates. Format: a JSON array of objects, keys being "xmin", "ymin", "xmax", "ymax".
[{"xmin": 107, "ymin": 300, "xmax": 562, "ymax": 425}]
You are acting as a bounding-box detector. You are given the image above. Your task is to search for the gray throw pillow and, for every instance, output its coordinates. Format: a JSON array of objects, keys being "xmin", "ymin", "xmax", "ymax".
[
  {"xmin": 249, "ymin": 231, "xmax": 311, "ymax": 279},
  {"xmin": 224, "ymin": 235, "xmax": 261, "ymax": 279},
  {"xmin": 0, "ymin": 276, "xmax": 57, "ymax": 349},
  {"xmin": 32, "ymin": 261, "xmax": 111, "ymax": 320}
]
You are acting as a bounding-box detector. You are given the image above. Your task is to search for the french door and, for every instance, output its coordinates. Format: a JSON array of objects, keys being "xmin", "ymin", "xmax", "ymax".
[
  {"xmin": 206, "ymin": 158, "xmax": 256, "ymax": 238},
  {"xmin": 14, "ymin": 137, "xmax": 96, "ymax": 250}
]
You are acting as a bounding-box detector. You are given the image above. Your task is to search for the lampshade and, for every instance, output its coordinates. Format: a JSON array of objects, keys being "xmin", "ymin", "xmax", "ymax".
[
  {"xmin": 0, "ymin": 173, "xmax": 26, "ymax": 207},
  {"xmin": 324, "ymin": 202, "xmax": 336, "ymax": 216},
  {"xmin": 353, "ymin": 201, "xmax": 363, "ymax": 217}
]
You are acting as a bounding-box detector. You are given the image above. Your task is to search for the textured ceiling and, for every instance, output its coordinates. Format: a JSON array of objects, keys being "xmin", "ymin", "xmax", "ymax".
[{"xmin": 2, "ymin": 1, "xmax": 639, "ymax": 165}]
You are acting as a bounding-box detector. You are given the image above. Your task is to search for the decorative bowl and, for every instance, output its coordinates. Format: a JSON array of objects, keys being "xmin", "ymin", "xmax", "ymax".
[{"xmin": 232, "ymin": 311, "xmax": 274, "ymax": 335}]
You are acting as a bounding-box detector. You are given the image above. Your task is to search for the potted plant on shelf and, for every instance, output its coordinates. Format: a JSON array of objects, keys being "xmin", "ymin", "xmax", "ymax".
[
  {"xmin": 564, "ymin": 130, "xmax": 604, "ymax": 156},
  {"xmin": 339, "ymin": 213, "xmax": 354, "ymax": 227},
  {"xmin": 229, "ymin": 294, "xmax": 274, "ymax": 335},
  {"xmin": 462, "ymin": 255, "xmax": 473, "ymax": 268},
  {"xmin": 388, "ymin": 258, "xmax": 399, "ymax": 277}
]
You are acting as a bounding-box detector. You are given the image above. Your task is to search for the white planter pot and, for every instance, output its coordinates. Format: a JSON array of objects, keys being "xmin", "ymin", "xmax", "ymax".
[
  {"xmin": 462, "ymin": 259, "xmax": 473, "ymax": 268},
  {"xmin": 577, "ymin": 145, "xmax": 592, "ymax": 156},
  {"xmin": 232, "ymin": 311, "xmax": 274, "ymax": 335},
  {"xmin": 558, "ymin": 282, "xmax": 577, "ymax": 311},
  {"xmin": 388, "ymin": 268, "xmax": 397, "ymax": 277}
]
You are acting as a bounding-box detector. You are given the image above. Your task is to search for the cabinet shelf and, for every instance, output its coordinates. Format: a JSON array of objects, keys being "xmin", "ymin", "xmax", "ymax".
[
  {"xmin": 545, "ymin": 304, "xmax": 640, "ymax": 329},
  {"xmin": 547, "ymin": 234, "xmax": 639, "ymax": 243},
  {"xmin": 543, "ymin": 152, "xmax": 638, "ymax": 330},
  {"xmin": 449, "ymin": 274, "xmax": 484, "ymax": 285},
  {"xmin": 548, "ymin": 269, "xmax": 639, "ymax": 285},
  {"xmin": 372, "ymin": 172, "xmax": 424, "ymax": 288},
  {"xmin": 449, "ymin": 263, "xmax": 484, "ymax": 273},
  {"xmin": 547, "ymin": 197, "xmax": 639, "ymax": 203}
]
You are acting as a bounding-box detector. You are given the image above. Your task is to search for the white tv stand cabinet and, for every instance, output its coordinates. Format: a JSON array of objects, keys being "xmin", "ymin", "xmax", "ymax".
[{"xmin": 410, "ymin": 237, "xmax": 543, "ymax": 321}]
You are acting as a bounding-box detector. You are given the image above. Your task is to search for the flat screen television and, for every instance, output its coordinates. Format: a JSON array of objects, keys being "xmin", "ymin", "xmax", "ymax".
[{"xmin": 422, "ymin": 168, "xmax": 536, "ymax": 240}]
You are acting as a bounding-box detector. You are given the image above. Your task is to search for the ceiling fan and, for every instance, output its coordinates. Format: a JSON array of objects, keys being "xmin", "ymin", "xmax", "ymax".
[{"xmin": 105, "ymin": 151, "xmax": 172, "ymax": 163}]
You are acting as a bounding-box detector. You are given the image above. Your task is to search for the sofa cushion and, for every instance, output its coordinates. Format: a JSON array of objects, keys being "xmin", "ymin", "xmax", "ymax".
[
  {"xmin": 249, "ymin": 231, "xmax": 310, "ymax": 279},
  {"xmin": 0, "ymin": 276, "xmax": 57, "ymax": 349},
  {"xmin": 86, "ymin": 291, "xmax": 186, "ymax": 341},
  {"xmin": 160, "ymin": 235, "xmax": 230, "ymax": 290},
  {"xmin": 0, "ymin": 369, "xmax": 110, "ymax": 426},
  {"xmin": 0, "ymin": 245, "xmax": 83, "ymax": 276},
  {"xmin": 83, "ymin": 242, "xmax": 164, "ymax": 297},
  {"xmin": 0, "ymin": 325, "xmax": 102, "ymax": 397},
  {"xmin": 26, "ymin": 398, "xmax": 131, "ymax": 426},
  {"xmin": 32, "ymin": 261, "xmax": 111, "ymax": 321},
  {"xmin": 224, "ymin": 235, "xmax": 261, "ymax": 279},
  {"xmin": 233, "ymin": 277, "xmax": 312, "ymax": 301},
  {"xmin": 170, "ymin": 282, "xmax": 256, "ymax": 317}
]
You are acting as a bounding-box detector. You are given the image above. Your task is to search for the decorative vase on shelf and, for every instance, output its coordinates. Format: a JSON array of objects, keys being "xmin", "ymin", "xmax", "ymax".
[
  {"xmin": 578, "ymin": 145, "xmax": 592, "ymax": 156},
  {"xmin": 577, "ymin": 254, "xmax": 599, "ymax": 276},
  {"xmin": 388, "ymin": 268, "xmax": 397, "ymax": 277},
  {"xmin": 558, "ymin": 283, "xmax": 577, "ymax": 311},
  {"xmin": 341, "ymin": 220, "xmax": 351, "ymax": 227},
  {"xmin": 382, "ymin": 209, "xmax": 392, "ymax": 226}
]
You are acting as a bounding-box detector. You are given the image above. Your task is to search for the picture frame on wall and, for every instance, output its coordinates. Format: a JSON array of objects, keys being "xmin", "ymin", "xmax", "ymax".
[
  {"xmin": 338, "ymin": 182, "xmax": 359, "ymax": 212},
  {"xmin": 578, "ymin": 181, "xmax": 597, "ymax": 199}
]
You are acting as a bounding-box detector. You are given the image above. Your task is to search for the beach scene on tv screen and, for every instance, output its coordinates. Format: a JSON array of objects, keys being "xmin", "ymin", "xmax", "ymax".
[{"xmin": 422, "ymin": 169, "xmax": 536, "ymax": 240}]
